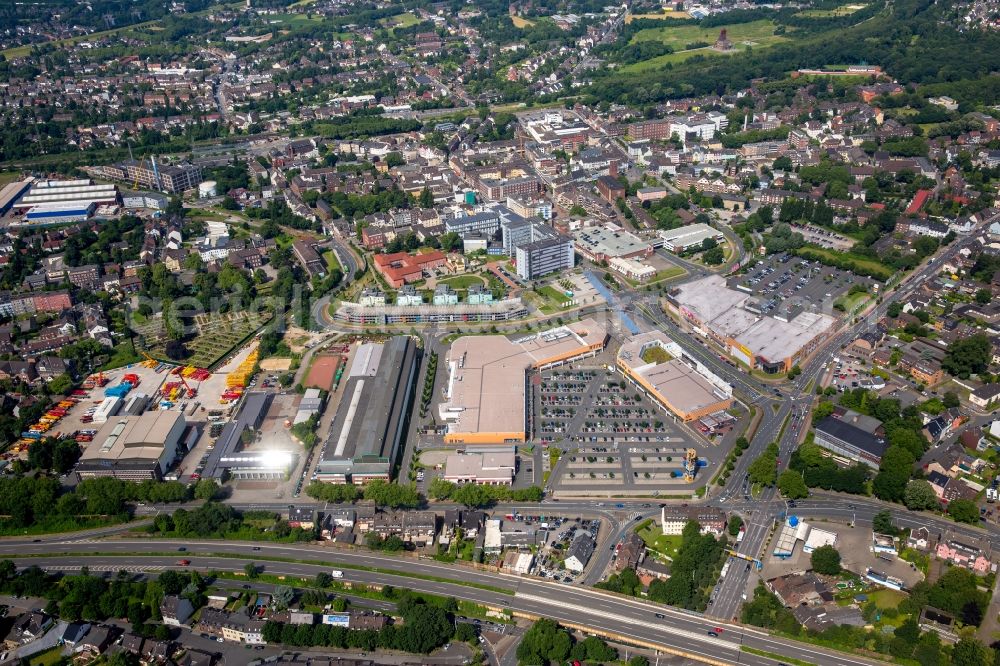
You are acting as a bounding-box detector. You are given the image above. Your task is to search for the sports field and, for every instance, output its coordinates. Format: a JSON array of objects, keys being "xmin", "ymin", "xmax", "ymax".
[{"xmin": 305, "ymin": 354, "xmax": 341, "ymax": 391}]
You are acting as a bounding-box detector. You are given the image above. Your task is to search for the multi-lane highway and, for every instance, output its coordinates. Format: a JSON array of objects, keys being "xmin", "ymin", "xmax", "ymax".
[{"xmin": 0, "ymin": 540, "xmax": 887, "ymax": 666}]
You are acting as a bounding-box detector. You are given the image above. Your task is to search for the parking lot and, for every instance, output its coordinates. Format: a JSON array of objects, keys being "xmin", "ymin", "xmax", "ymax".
[
  {"xmin": 533, "ymin": 365, "xmax": 720, "ymax": 495},
  {"xmin": 486, "ymin": 511, "xmax": 605, "ymax": 584},
  {"xmin": 728, "ymin": 254, "xmax": 873, "ymax": 314},
  {"xmin": 790, "ymin": 223, "xmax": 854, "ymax": 251}
]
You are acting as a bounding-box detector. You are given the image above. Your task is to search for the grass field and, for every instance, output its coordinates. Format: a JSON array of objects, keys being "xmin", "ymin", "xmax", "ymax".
[
  {"xmin": 533, "ymin": 285, "xmax": 576, "ymax": 314},
  {"xmin": 623, "ymin": 20, "xmax": 787, "ymax": 71},
  {"xmin": 438, "ymin": 274, "xmax": 487, "ymax": 289},
  {"xmin": 796, "ymin": 246, "xmax": 893, "ymax": 280},
  {"xmin": 626, "ymin": 10, "xmax": 691, "ymax": 22},
  {"xmin": 796, "ymin": 3, "xmax": 867, "ymax": 16},
  {"xmin": 835, "ymin": 290, "xmax": 870, "ymax": 313},
  {"xmin": 0, "ymin": 172, "xmax": 24, "ymax": 186},
  {"xmin": 382, "ymin": 11, "xmax": 421, "ymax": 29},
  {"xmin": 868, "ymin": 588, "xmax": 906, "ymax": 609},
  {"xmin": 511, "ymin": 16, "xmax": 536, "ymax": 28},
  {"xmin": 29, "ymin": 647, "xmax": 64, "ymax": 666}
]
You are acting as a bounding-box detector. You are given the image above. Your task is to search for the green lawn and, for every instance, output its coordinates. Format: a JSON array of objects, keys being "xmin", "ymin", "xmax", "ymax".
[
  {"xmin": 29, "ymin": 647, "xmax": 65, "ymax": 666},
  {"xmin": 534, "ymin": 285, "xmax": 576, "ymax": 313},
  {"xmin": 796, "ymin": 3, "xmax": 867, "ymax": 17},
  {"xmin": 323, "ymin": 250, "xmax": 341, "ymax": 273},
  {"xmin": 835, "ymin": 291, "xmax": 870, "ymax": 312},
  {"xmin": 637, "ymin": 523, "xmax": 683, "ymax": 560},
  {"xmin": 381, "ymin": 11, "xmax": 420, "ymax": 29},
  {"xmin": 869, "ymin": 588, "xmax": 906, "ymax": 609},
  {"xmin": 795, "ymin": 246, "xmax": 894, "ymax": 280},
  {"xmin": 0, "ymin": 171, "xmax": 24, "ymax": 186},
  {"xmin": 439, "ymin": 274, "xmax": 487, "ymax": 289},
  {"xmin": 623, "ymin": 20, "xmax": 788, "ymax": 71}
]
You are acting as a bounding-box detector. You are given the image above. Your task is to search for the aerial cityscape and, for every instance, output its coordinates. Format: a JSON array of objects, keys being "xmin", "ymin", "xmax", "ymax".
[{"xmin": 1, "ymin": 0, "xmax": 1000, "ymax": 664}]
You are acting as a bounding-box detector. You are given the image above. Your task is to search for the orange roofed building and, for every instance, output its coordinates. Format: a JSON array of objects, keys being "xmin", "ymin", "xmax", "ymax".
[{"xmin": 373, "ymin": 250, "xmax": 447, "ymax": 288}]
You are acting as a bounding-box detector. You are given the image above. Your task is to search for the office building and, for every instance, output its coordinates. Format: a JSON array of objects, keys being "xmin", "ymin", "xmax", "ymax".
[
  {"xmin": 107, "ymin": 160, "xmax": 203, "ymax": 193},
  {"xmin": 659, "ymin": 223, "xmax": 725, "ymax": 252},
  {"xmin": 443, "ymin": 448, "xmax": 516, "ymax": 485},
  {"xmin": 573, "ymin": 225, "xmax": 652, "ymax": 263},
  {"xmin": 515, "ymin": 233, "xmax": 574, "ymax": 280}
]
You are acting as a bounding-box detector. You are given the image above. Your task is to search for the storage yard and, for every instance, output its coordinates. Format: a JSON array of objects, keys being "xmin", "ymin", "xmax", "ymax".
[{"xmin": 1, "ymin": 340, "xmax": 262, "ymax": 475}]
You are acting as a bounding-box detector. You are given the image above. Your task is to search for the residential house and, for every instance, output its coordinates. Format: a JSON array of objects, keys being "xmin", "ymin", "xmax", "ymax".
[
  {"xmin": 4, "ymin": 612, "xmax": 52, "ymax": 647},
  {"xmin": 971, "ymin": 384, "xmax": 1000, "ymax": 410},
  {"xmin": 160, "ymin": 595, "xmax": 195, "ymax": 626},
  {"xmin": 76, "ymin": 625, "xmax": 112, "ymax": 655},
  {"xmin": 564, "ymin": 533, "xmax": 595, "ymax": 573},
  {"xmin": 614, "ymin": 532, "xmax": 646, "ymax": 572},
  {"xmin": 660, "ymin": 506, "xmax": 727, "ymax": 536},
  {"xmin": 936, "ymin": 540, "xmax": 992, "ymax": 573},
  {"xmin": 907, "ymin": 527, "xmax": 933, "ymax": 551}
]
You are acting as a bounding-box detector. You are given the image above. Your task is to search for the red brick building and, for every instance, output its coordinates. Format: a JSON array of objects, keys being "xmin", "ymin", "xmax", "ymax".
[
  {"xmin": 33, "ymin": 290, "xmax": 73, "ymax": 313},
  {"xmin": 374, "ymin": 251, "xmax": 447, "ymax": 288}
]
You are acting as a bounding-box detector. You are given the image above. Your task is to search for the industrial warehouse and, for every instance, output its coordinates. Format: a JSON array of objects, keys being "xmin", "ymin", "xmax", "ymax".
[
  {"xmin": 314, "ymin": 336, "xmax": 419, "ymax": 484},
  {"xmin": 616, "ymin": 331, "xmax": 734, "ymax": 422},
  {"xmin": 76, "ymin": 411, "xmax": 195, "ymax": 481},
  {"xmin": 666, "ymin": 274, "xmax": 837, "ymax": 373},
  {"xmin": 439, "ymin": 319, "xmax": 608, "ymax": 445},
  {"xmin": 8, "ymin": 178, "xmax": 120, "ymax": 225}
]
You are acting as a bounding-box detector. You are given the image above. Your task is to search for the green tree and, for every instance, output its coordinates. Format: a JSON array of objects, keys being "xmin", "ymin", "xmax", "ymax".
[
  {"xmin": 272, "ymin": 585, "xmax": 294, "ymax": 610},
  {"xmin": 418, "ymin": 187, "xmax": 435, "ymax": 208},
  {"xmin": 951, "ymin": 637, "xmax": 993, "ymax": 666},
  {"xmin": 942, "ymin": 334, "xmax": 991, "ymax": 378},
  {"xmin": 748, "ymin": 443, "xmax": 779, "ymax": 487},
  {"xmin": 872, "ymin": 446, "xmax": 915, "ymax": 502},
  {"xmin": 454, "ymin": 622, "xmax": 478, "ymax": 643},
  {"xmin": 728, "ymin": 515, "xmax": 743, "ymax": 537},
  {"xmin": 948, "ymin": 498, "xmax": 980, "ymax": 524},
  {"xmin": 193, "ymin": 478, "xmax": 220, "ymax": 500},
  {"xmin": 872, "ymin": 509, "xmax": 896, "ymax": 535},
  {"xmin": 427, "ymin": 478, "xmax": 454, "ymax": 500},
  {"xmin": 810, "ymin": 545, "xmax": 841, "ymax": 575},
  {"xmin": 903, "ymin": 480, "xmax": 940, "ymax": 511},
  {"xmin": 778, "ymin": 470, "xmax": 808, "ymax": 499},
  {"xmin": 703, "ymin": 246, "xmax": 725, "ymax": 265},
  {"xmin": 362, "ymin": 481, "xmax": 421, "ymax": 509},
  {"xmin": 516, "ymin": 618, "xmax": 573, "ymax": 665},
  {"xmin": 47, "ymin": 373, "xmax": 74, "ymax": 396},
  {"xmin": 244, "ymin": 563, "xmax": 258, "ymax": 579},
  {"xmin": 452, "ymin": 483, "xmax": 492, "ymax": 508}
]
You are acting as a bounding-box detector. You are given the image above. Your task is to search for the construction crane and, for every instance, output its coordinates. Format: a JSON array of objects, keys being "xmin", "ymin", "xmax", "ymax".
[
  {"xmin": 178, "ymin": 374, "xmax": 197, "ymax": 399},
  {"xmin": 140, "ymin": 350, "xmax": 158, "ymax": 368},
  {"xmin": 150, "ymin": 155, "xmax": 163, "ymax": 191}
]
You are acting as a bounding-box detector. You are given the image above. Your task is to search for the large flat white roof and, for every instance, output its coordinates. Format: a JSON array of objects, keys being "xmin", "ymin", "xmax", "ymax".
[{"xmin": 672, "ymin": 275, "xmax": 836, "ymax": 363}]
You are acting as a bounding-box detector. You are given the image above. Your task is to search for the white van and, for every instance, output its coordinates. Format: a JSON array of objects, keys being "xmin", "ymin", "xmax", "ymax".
[{"xmin": 331, "ymin": 570, "xmax": 344, "ymax": 579}]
